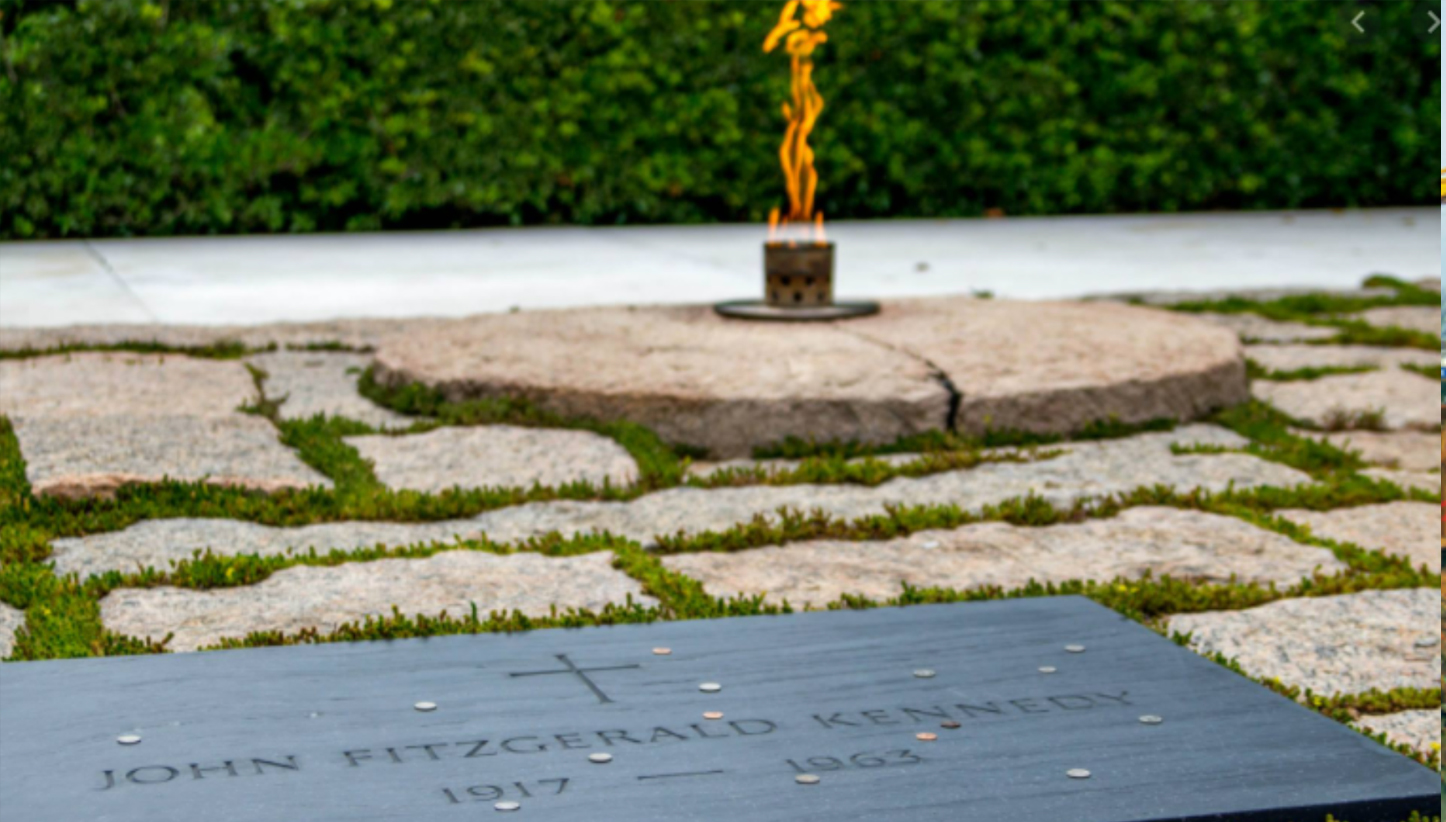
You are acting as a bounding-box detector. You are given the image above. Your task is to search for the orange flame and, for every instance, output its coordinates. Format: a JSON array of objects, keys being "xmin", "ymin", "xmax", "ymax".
[{"xmin": 765, "ymin": 0, "xmax": 840, "ymax": 246}]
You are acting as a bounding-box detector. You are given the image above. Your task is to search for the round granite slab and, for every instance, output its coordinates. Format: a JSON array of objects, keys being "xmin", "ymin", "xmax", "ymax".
[{"xmin": 372, "ymin": 298, "xmax": 1247, "ymax": 457}]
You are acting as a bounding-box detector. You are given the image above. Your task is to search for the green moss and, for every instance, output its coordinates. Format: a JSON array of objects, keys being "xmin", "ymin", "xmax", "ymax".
[
  {"xmin": 1399, "ymin": 363, "xmax": 1439, "ymax": 381},
  {"xmin": 689, "ymin": 447, "xmax": 1061, "ymax": 489},
  {"xmin": 0, "ymin": 340, "xmax": 260, "ymax": 361},
  {"xmin": 1319, "ymin": 407, "xmax": 1390, "ymax": 433},
  {"xmin": 1203, "ymin": 400, "xmax": 1367, "ymax": 477},
  {"xmin": 1245, "ymin": 359, "xmax": 1376, "ymax": 382},
  {"xmin": 753, "ymin": 417, "xmax": 1175, "ymax": 460},
  {"xmin": 1168, "ymin": 275, "xmax": 1439, "ymax": 352}
]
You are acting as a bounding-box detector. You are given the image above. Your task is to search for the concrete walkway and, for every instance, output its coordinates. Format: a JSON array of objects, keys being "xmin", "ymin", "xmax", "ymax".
[{"xmin": 0, "ymin": 208, "xmax": 1436, "ymax": 327}]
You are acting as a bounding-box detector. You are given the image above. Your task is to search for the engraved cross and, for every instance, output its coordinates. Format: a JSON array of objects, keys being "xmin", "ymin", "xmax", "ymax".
[{"xmin": 508, "ymin": 653, "xmax": 641, "ymax": 704}]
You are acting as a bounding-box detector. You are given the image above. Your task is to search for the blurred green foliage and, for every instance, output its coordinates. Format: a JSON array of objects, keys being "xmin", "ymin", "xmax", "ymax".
[{"xmin": 0, "ymin": 0, "xmax": 1437, "ymax": 238}]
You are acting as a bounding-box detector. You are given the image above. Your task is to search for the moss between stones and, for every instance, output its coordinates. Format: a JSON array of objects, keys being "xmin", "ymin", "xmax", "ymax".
[
  {"xmin": 0, "ymin": 340, "xmax": 262, "ymax": 361},
  {"xmin": 0, "ymin": 281, "xmax": 1438, "ymax": 780},
  {"xmin": 751, "ymin": 417, "xmax": 1176, "ymax": 460},
  {"xmin": 1399, "ymin": 362, "xmax": 1440, "ymax": 381},
  {"xmin": 1245, "ymin": 359, "xmax": 1378, "ymax": 383},
  {"xmin": 1166, "ymin": 274, "xmax": 1439, "ymax": 351}
]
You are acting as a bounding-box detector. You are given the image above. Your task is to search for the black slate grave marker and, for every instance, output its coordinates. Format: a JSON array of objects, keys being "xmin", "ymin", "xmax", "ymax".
[{"xmin": 0, "ymin": 597, "xmax": 1436, "ymax": 821}]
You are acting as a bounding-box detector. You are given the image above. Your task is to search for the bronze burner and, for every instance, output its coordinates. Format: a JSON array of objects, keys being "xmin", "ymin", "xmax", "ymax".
[{"xmin": 714, "ymin": 242, "xmax": 879, "ymax": 321}]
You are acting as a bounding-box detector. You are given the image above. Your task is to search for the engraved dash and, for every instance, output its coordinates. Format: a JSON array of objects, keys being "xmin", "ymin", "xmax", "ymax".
[{"xmin": 637, "ymin": 770, "xmax": 727, "ymax": 781}]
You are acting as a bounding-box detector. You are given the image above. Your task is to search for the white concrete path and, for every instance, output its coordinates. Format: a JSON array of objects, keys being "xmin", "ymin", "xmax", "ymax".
[{"xmin": 0, "ymin": 208, "xmax": 1435, "ymax": 327}]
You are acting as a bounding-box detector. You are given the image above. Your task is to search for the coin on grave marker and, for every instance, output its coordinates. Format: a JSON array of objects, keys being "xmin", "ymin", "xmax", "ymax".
[
  {"xmin": 916, "ymin": 732, "xmax": 938, "ymax": 742},
  {"xmin": 913, "ymin": 669, "xmax": 936, "ymax": 678},
  {"xmin": 795, "ymin": 774, "xmax": 820, "ymax": 785},
  {"xmin": 494, "ymin": 800, "xmax": 521, "ymax": 811},
  {"xmin": 1067, "ymin": 768, "xmax": 1091, "ymax": 779},
  {"xmin": 1139, "ymin": 715, "xmax": 1163, "ymax": 725},
  {"xmin": 1038, "ymin": 666, "xmax": 1057, "ymax": 674},
  {"xmin": 703, "ymin": 711, "xmax": 724, "ymax": 720},
  {"xmin": 653, "ymin": 647, "xmax": 672, "ymax": 655},
  {"xmin": 413, "ymin": 701, "xmax": 437, "ymax": 712},
  {"xmin": 940, "ymin": 721, "xmax": 961, "ymax": 729},
  {"xmin": 699, "ymin": 682, "xmax": 722, "ymax": 693},
  {"xmin": 588, "ymin": 753, "xmax": 613, "ymax": 764},
  {"xmin": 1065, "ymin": 644, "xmax": 1086, "ymax": 653},
  {"xmin": 116, "ymin": 734, "xmax": 141, "ymax": 746}
]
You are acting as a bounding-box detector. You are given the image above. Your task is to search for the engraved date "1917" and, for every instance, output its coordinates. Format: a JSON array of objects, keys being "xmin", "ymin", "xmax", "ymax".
[
  {"xmin": 441, "ymin": 778, "xmax": 569, "ymax": 804},
  {"xmin": 785, "ymin": 749, "xmax": 922, "ymax": 773}
]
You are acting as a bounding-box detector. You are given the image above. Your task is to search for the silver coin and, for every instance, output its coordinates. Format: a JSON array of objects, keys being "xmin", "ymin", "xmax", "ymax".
[
  {"xmin": 588, "ymin": 753, "xmax": 613, "ymax": 764},
  {"xmin": 116, "ymin": 734, "xmax": 142, "ymax": 746},
  {"xmin": 413, "ymin": 701, "xmax": 437, "ymax": 712},
  {"xmin": 913, "ymin": 669, "xmax": 936, "ymax": 679},
  {"xmin": 795, "ymin": 774, "xmax": 821, "ymax": 785},
  {"xmin": 1038, "ymin": 666, "xmax": 1057, "ymax": 674},
  {"xmin": 698, "ymin": 682, "xmax": 722, "ymax": 693},
  {"xmin": 1067, "ymin": 768, "xmax": 1091, "ymax": 779},
  {"xmin": 1064, "ymin": 644, "xmax": 1086, "ymax": 653},
  {"xmin": 1139, "ymin": 715, "xmax": 1163, "ymax": 725},
  {"xmin": 494, "ymin": 800, "xmax": 521, "ymax": 811}
]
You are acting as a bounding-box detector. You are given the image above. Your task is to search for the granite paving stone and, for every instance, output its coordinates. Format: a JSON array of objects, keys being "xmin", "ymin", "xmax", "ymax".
[
  {"xmin": 1195, "ymin": 313, "xmax": 1337, "ymax": 343},
  {"xmin": 1167, "ymin": 589, "xmax": 1441, "ymax": 696},
  {"xmin": 1252, "ymin": 370, "xmax": 1438, "ymax": 431},
  {"xmin": 0, "ymin": 602, "xmax": 26, "ymax": 660},
  {"xmin": 347, "ymin": 425, "xmax": 638, "ymax": 493},
  {"xmin": 0, "ymin": 353, "xmax": 329, "ymax": 498},
  {"xmin": 11, "ymin": 416, "xmax": 331, "ymax": 500},
  {"xmin": 50, "ymin": 426, "xmax": 1308, "ymax": 576},
  {"xmin": 50, "ymin": 518, "xmax": 486, "ymax": 580},
  {"xmin": 246, "ymin": 350, "xmax": 414, "ymax": 429},
  {"xmin": 662, "ymin": 507, "xmax": 1344, "ymax": 608},
  {"xmin": 1290, "ymin": 429, "xmax": 1439, "ymax": 472},
  {"xmin": 1245, "ymin": 344, "xmax": 1435, "ymax": 372},
  {"xmin": 372, "ymin": 304, "xmax": 949, "ymax": 458},
  {"xmin": 0, "ymin": 352, "xmax": 256, "ymax": 417},
  {"xmin": 843, "ymin": 297, "xmax": 1248, "ymax": 437},
  {"xmin": 1352, "ymin": 710, "xmax": 1440, "ymax": 760},
  {"xmin": 100, "ymin": 551, "xmax": 654, "ymax": 652},
  {"xmin": 1276, "ymin": 502, "xmax": 1438, "ymax": 572},
  {"xmin": 1352, "ymin": 306, "xmax": 1439, "ymax": 335}
]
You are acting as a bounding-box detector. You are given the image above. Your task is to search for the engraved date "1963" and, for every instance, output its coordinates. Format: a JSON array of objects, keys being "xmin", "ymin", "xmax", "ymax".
[
  {"xmin": 441, "ymin": 778, "xmax": 569, "ymax": 804},
  {"xmin": 784, "ymin": 749, "xmax": 922, "ymax": 773}
]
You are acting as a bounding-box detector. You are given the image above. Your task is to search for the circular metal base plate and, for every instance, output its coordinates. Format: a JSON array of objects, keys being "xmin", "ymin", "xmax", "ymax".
[{"xmin": 713, "ymin": 300, "xmax": 880, "ymax": 322}]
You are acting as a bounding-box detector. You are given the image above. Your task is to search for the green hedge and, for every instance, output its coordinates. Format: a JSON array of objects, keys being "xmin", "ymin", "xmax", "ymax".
[{"xmin": 0, "ymin": 0, "xmax": 1438, "ymax": 239}]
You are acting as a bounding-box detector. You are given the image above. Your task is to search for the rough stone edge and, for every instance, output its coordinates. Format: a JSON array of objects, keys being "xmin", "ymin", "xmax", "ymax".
[
  {"xmin": 953, "ymin": 352, "xmax": 1249, "ymax": 436},
  {"xmin": 371, "ymin": 351, "xmax": 953, "ymax": 459}
]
